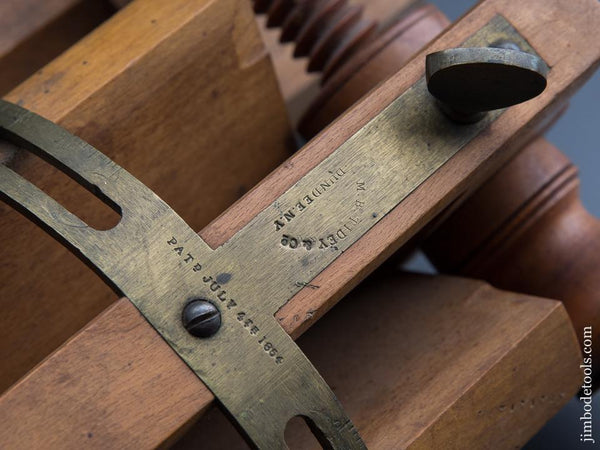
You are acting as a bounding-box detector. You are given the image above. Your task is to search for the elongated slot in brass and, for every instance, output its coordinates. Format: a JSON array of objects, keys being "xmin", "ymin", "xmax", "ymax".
[
  {"xmin": 285, "ymin": 416, "xmax": 327, "ymax": 449},
  {"xmin": 0, "ymin": 135, "xmax": 121, "ymax": 230},
  {"xmin": 0, "ymin": 14, "xmax": 547, "ymax": 450}
]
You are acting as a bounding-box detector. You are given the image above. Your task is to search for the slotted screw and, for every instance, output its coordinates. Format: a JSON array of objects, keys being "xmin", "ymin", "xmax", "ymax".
[{"xmin": 182, "ymin": 299, "xmax": 221, "ymax": 338}]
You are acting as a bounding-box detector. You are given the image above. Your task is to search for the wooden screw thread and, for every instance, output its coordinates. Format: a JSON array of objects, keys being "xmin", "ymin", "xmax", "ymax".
[
  {"xmin": 253, "ymin": 0, "xmax": 378, "ymax": 79},
  {"xmin": 296, "ymin": 3, "xmax": 449, "ymax": 138},
  {"xmin": 289, "ymin": 3, "xmax": 600, "ymax": 388}
]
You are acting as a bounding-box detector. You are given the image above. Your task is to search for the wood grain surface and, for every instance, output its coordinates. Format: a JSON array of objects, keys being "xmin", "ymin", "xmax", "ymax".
[
  {"xmin": 1, "ymin": 0, "xmax": 598, "ymax": 447},
  {"xmin": 275, "ymin": 0, "xmax": 600, "ymax": 391},
  {"xmin": 0, "ymin": 0, "xmax": 292, "ymax": 391},
  {"xmin": 0, "ymin": 273, "xmax": 582, "ymax": 448},
  {"xmin": 174, "ymin": 272, "xmax": 581, "ymax": 449},
  {"xmin": 298, "ymin": 3, "xmax": 450, "ymax": 138},
  {"xmin": 256, "ymin": 0, "xmax": 418, "ymax": 126},
  {"xmin": 424, "ymin": 136, "xmax": 600, "ymax": 387},
  {"xmin": 0, "ymin": 0, "xmax": 115, "ymax": 95}
]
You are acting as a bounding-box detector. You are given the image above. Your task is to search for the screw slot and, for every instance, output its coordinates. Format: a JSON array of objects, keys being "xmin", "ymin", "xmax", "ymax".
[{"xmin": 182, "ymin": 299, "xmax": 221, "ymax": 338}]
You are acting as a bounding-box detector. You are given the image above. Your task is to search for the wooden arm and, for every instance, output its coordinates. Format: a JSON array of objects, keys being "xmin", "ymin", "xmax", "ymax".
[
  {"xmin": 423, "ymin": 136, "xmax": 600, "ymax": 388},
  {"xmin": 1, "ymin": 0, "xmax": 598, "ymax": 447},
  {"xmin": 284, "ymin": 1, "xmax": 600, "ymax": 388},
  {"xmin": 0, "ymin": 0, "xmax": 292, "ymax": 392},
  {"xmin": 168, "ymin": 273, "xmax": 582, "ymax": 449}
]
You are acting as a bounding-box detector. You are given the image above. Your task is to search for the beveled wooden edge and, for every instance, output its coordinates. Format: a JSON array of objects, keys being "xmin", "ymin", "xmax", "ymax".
[
  {"xmin": 3, "ymin": 0, "xmax": 256, "ymax": 122},
  {"xmin": 2, "ymin": 0, "xmax": 599, "ymax": 447},
  {"xmin": 173, "ymin": 272, "xmax": 582, "ymax": 449},
  {"xmin": 205, "ymin": 0, "xmax": 600, "ymax": 336},
  {"xmin": 0, "ymin": 0, "xmax": 293, "ymax": 391},
  {"xmin": 406, "ymin": 283, "xmax": 582, "ymax": 449}
]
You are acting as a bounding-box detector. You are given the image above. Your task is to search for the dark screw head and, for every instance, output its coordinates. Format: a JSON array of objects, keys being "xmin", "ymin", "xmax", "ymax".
[{"xmin": 182, "ymin": 299, "xmax": 221, "ymax": 338}]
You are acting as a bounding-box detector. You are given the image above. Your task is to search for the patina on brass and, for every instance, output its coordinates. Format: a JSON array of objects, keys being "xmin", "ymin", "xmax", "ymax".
[{"xmin": 0, "ymin": 15, "xmax": 545, "ymax": 450}]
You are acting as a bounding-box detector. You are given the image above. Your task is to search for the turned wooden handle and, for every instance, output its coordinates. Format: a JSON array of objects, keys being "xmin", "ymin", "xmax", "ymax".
[
  {"xmin": 285, "ymin": 1, "xmax": 599, "ymax": 387},
  {"xmin": 3, "ymin": 1, "xmax": 598, "ymax": 446},
  {"xmin": 422, "ymin": 137, "xmax": 600, "ymax": 387}
]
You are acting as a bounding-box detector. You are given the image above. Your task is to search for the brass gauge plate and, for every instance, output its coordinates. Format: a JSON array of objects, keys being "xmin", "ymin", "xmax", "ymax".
[{"xmin": 0, "ymin": 15, "xmax": 544, "ymax": 449}]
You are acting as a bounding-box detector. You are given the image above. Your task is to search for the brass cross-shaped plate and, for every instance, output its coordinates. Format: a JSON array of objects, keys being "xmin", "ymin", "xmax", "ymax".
[{"xmin": 0, "ymin": 15, "xmax": 542, "ymax": 449}]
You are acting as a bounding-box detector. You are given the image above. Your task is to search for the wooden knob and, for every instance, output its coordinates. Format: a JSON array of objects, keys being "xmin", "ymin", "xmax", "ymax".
[{"xmin": 289, "ymin": 2, "xmax": 600, "ymax": 388}]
